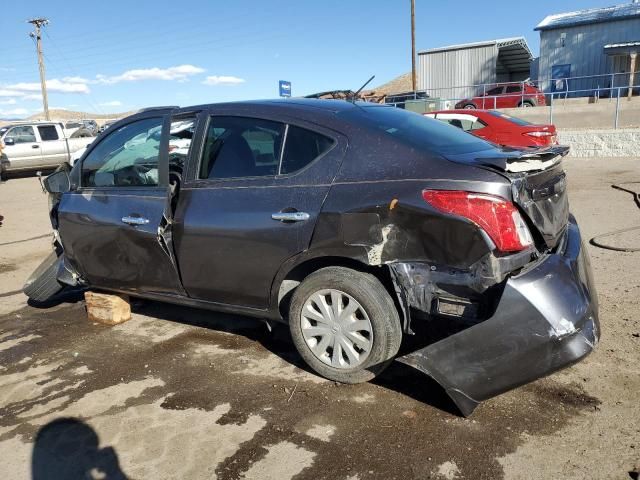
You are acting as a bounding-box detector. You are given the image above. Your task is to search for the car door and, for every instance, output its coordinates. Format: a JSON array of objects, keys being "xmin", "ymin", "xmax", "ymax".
[
  {"xmin": 174, "ymin": 111, "xmax": 345, "ymax": 309},
  {"xmin": 2, "ymin": 125, "xmax": 42, "ymax": 170},
  {"xmin": 57, "ymin": 111, "xmax": 186, "ymax": 295},
  {"xmin": 483, "ymin": 86, "xmax": 504, "ymax": 109},
  {"xmin": 37, "ymin": 125, "xmax": 68, "ymax": 167}
]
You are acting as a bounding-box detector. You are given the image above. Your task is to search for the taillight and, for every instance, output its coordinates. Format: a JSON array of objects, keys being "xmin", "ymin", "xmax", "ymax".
[
  {"xmin": 524, "ymin": 131, "xmax": 553, "ymax": 138},
  {"xmin": 422, "ymin": 190, "xmax": 533, "ymax": 253}
]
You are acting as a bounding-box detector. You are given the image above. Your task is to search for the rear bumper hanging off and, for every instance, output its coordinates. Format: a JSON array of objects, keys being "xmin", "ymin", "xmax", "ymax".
[{"xmin": 397, "ymin": 215, "xmax": 599, "ymax": 416}]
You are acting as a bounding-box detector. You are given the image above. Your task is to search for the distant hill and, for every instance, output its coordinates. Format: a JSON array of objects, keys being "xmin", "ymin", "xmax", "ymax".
[{"xmin": 28, "ymin": 109, "xmax": 138, "ymax": 123}]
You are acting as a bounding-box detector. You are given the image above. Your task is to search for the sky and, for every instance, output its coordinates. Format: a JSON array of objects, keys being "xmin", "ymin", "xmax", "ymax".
[{"xmin": 0, "ymin": 0, "xmax": 617, "ymax": 118}]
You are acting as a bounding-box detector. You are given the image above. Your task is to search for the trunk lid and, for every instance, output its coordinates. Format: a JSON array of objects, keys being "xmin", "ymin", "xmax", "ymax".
[{"xmin": 444, "ymin": 145, "xmax": 570, "ymax": 250}]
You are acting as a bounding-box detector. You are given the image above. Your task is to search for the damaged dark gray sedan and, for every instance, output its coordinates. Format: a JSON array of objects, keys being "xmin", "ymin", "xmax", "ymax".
[{"xmin": 25, "ymin": 99, "xmax": 599, "ymax": 415}]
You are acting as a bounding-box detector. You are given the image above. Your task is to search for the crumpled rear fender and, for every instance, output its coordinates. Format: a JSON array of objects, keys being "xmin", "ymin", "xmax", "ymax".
[{"xmin": 397, "ymin": 216, "xmax": 599, "ymax": 416}]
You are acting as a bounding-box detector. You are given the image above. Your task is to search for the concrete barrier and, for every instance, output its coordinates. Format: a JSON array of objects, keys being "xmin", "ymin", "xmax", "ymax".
[
  {"xmin": 558, "ymin": 129, "xmax": 640, "ymax": 158},
  {"xmin": 501, "ymin": 97, "xmax": 640, "ymax": 130}
]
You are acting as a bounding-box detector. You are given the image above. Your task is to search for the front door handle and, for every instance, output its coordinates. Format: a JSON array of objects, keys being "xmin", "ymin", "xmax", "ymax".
[
  {"xmin": 122, "ymin": 216, "xmax": 150, "ymax": 226},
  {"xmin": 271, "ymin": 211, "xmax": 310, "ymax": 222},
  {"xmin": 32, "ymin": 145, "xmax": 39, "ymax": 149}
]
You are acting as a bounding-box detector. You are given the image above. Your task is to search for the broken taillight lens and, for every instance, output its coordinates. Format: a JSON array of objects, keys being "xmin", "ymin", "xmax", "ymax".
[{"xmin": 422, "ymin": 190, "xmax": 533, "ymax": 253}]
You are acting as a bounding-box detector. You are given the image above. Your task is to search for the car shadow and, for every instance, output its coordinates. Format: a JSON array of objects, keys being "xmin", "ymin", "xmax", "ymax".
[
  {"xmin": 31, "ymin": 417, "xmax": 128, "ymax": 480},
  {"xmin": 131, "ymin": 299, "xmax": 462, "ymax": 416}
]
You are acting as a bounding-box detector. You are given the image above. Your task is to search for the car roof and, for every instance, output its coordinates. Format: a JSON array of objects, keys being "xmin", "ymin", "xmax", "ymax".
[{"xmin": 179, "ymin": 98, "xmax": 387, "ymax": 114}]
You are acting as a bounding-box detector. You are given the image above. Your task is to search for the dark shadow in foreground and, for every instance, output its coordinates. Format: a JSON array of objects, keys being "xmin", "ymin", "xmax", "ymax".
[{"xmin": 32, "ymin": 418, "xmax": 128, "ymax": 480}]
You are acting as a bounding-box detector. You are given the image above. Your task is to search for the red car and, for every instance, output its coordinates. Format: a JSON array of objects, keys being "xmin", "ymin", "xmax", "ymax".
[
  {"xmin": 455, "ymin": 83, "xmax": 546, "ymax": 109},
  {"xmin": 425, "ymin": 109, "xmax": 558, "ymax": 148}
]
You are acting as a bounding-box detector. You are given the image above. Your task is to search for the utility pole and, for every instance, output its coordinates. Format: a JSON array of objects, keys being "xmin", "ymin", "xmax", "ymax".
[
  {"xmin": 28, "ymin": 18, "xmax": 50, "ymax": 120},
  {"xmin": 411, "ymin": 0, "xmax": 416, "ymax": 91}
]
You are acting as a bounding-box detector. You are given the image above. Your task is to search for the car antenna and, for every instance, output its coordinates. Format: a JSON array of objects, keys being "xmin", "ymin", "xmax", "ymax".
[{"xmin": 349, "ymin": 75, "xmax": 375, "ymax": 103}]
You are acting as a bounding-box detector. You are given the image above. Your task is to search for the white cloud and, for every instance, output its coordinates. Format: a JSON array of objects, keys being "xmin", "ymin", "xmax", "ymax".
[
  {"xmin": 99, "ymin": 100, "xmax": 123, "ymax": 107},
  {"xmin": 0, "ymin": 98, "xmax": 17, "ymax": 105},
  {"xmin": 0, "ymin": 107, "xmax": 29, "ymax": 117},
  {"xmin": 3, "ymin": 78, "xmax": 90, "ymax": 94},
  {"xmin": 202, "ymin": 75, "xmax": 246, "ymax": 86},
  {"xmin": 96, "ymin": 64, "xmax": 205, "ymax": 84},
  {"xmin": 62, "ymin": 76, "xmax": 91, "ymax": 84},
  {"xmin": 23, "ymin": 93, "xmax": 43, "ymax": 101}
]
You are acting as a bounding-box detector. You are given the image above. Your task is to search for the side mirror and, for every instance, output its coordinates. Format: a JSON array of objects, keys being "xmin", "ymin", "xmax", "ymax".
[
  {"xmin": 43, "ymin": 170, "xmax": 71, "ymax": 194},
  {"xmin": 4, "ymin": 137, "xmax": 15, "ymax": 146}
]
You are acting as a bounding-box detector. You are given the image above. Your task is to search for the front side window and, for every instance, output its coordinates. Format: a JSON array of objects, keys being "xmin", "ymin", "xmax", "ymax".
[
  {"xmin": 5, "ymin": 126, "xmax": 36, "ymax": 144},
  {"xmin": 280, "ymin": 126, "xmax": 334, "ymax": 174},
  {"xmin": 38, "ymin": 125, "xmax": 59, "ymax": 141},
  {"xmin": 486, "ymin": 87, "xmax": 504, "ymax": 96},
  {"xmin": 81, "ymin": 117, "xmax": 162, "ymax": 187},
  {"xmin": 199, "ymin": 116, "xmax": 284, "ymax": 179}
]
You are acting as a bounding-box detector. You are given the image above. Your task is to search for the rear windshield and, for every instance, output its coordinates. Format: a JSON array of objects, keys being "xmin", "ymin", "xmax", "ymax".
[
  {"xmin": 486, "ymin": 110, "xmax": 532, "ymax": 126},
  {"xmin": 340, "ymin": 106, "xmax": 495, "ymax": 155}
]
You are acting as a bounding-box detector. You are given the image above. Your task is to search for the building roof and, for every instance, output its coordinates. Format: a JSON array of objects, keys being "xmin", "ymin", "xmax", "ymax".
[
  {"xmin": 418, "ymin": 37, "xmax": 532, "ymax": 57},
  {"xmin": 535, "ymin": 2, "xmax": 640, "ymax": 31}
]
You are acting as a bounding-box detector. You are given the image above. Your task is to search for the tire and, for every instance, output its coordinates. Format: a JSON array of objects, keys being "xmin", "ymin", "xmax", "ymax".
[
  {"xmin": 518, "ymin": 101, "xmax": 534, "ymax": 108},
  {"xmin": 23, "ymin": 251, "xmax": 65, "ymax": 303},
  {"xmin": 70, "ymin": 128, "xmax": 92, "ymax": 138},
  {"xmin": 463, "ymin": 103, "xmax": 476, "ymax": 109},
  {"xmin": 288, "ymin": 266, "xmax": 402, "ymax": 384}
]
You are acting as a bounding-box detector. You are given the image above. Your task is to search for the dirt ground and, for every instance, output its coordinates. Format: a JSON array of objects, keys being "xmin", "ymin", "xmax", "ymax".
[{"xmin": 0, "ymin": 158, "xmax": 638, "ymax": 480}]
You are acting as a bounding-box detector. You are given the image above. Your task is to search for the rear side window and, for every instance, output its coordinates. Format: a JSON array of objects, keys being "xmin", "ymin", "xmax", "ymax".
[
  {"xmin": 38, "ymin": 125, "xmax": 59, "ymax": 141},
  {"xmin": 199, "ymin": 117, "xmax": 285, "ymax": 179},
  {"xmin": 280, "ymin": 126, "xmax": 334, "ymax": 174},
  {"xmin": 486, "ymin": 111, "xmax": 532, "ymax": 126},
  {"xmin": 341, "ymin": 107, "xmax": 493, "ymax": 156}
]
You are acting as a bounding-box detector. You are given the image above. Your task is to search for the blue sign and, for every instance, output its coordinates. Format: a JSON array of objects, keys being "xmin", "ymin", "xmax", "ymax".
[{"xmin": 279, "ymin": 80, "xmax": 292, "ymax": 97}]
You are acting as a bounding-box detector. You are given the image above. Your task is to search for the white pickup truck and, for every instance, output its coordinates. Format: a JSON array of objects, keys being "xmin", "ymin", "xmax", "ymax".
[{"xmin": 0, "ymin": 122, "xmax": 93, "ymax": 179}]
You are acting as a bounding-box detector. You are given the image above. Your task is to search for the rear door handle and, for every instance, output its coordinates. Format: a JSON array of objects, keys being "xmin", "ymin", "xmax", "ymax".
[
  {"xmin": 32, "ymin": 145, "xmax": 39, "ymax": 149},
  {"xmin": 122, "ymin": 216, "xmax": 150, "ymax": 226},
  {"xmin": 271, "ymin": 211, "xmax": 310, "ymax": 222}
]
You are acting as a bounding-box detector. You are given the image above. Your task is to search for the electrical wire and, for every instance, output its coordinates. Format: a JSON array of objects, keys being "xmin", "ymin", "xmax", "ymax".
[{"xmin": 589, "ymin": 182, "xmax": 640, "ymax": 252}]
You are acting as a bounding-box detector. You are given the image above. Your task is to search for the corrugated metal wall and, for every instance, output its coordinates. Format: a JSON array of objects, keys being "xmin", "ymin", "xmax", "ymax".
[
  {"xmin": 417, "ymin": 44, "xmax": 498, "ymax": 100},
  {"xmin": 538, "ymin": 17, "xmax": 640, "ymax": 95}
]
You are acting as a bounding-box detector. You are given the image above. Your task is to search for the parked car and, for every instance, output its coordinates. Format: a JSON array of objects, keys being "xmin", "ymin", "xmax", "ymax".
[
  {"xmin": 384, "ymin": 90, "xmax": 429, "ymax": 109},
  {"xmin": 425, "ymin": 109, "xmax": 558, "ymax": 148},
  {"xmin": 0, "ymin": 122, "xmax": 94, "ymax": 179},
  {"xmin": 99, "ymin": 121, "xmax": 116, "ymax": 133},
  {"xmin": 455, "ymin": 83, "xmax": 546, "ymax": 109},
  {"xmin": 81, "ymin": 119, "xmax": 99, "ymax": 136},
  {"xmin": 24, "ymin": 100, "xmax": 598, "ymax": 415},
  {"xmin": 63, "ymin": 121, "xmax": 93, "ymax": 138}
]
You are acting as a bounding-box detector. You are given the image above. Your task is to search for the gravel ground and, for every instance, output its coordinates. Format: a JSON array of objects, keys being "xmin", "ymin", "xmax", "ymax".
[{"xmin": 0, "ymin": 158, "xmax": 638, "ymax": 480}]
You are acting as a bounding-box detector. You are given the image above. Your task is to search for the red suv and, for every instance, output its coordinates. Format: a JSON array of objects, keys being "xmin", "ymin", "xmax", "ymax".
[{"xmin": 455, "ymin": 83, "xmax": 546, "ymax": 109}]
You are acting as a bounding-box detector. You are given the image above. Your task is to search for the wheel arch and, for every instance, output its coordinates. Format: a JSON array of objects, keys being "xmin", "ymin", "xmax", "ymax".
[{"xmin": 270, "ymin": 253, "xmax": 409, "ymax": 332}]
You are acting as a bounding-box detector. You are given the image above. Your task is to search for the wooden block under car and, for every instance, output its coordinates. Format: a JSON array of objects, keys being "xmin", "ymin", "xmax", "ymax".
[{"xmin": 84, "ymin": 291, "xmax": 131, "ymax": 325}]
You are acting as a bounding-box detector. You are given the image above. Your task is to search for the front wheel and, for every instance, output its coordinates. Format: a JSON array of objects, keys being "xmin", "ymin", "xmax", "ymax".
[
  {"xmin": 463, "ymin": 103, "xmax": 477, "ymax": 109},
  {"xmin": 288, "ymin": 267, "xmax": 402, "ymax": 384},
  {"xmin": 518, "ymin": 101, "xmax": 534, "ymax": 108}
]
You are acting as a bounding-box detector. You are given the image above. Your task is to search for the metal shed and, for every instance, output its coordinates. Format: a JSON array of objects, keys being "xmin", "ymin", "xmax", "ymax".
[
  {"xmin": 535, "ymin": 2, "xmax": 640, "ymax": 97},
  {"xmin": 417, "ymin": 37, "xmax": 533, "ymax": 101}
]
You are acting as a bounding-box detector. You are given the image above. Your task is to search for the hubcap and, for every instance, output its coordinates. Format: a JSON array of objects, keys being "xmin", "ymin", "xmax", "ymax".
[{"xmin": 300, "ymin": 289, "xmax": 373, "ymax": 369}]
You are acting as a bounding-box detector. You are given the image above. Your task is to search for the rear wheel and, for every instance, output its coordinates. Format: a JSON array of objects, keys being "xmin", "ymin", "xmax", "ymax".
[
  {"xmin": 23, "ymin": 252, "xmax": 65, "ymax": 303},
  {"xmin": 288, "ymin": 267, "xmax": 402, "ymax": 384},
  {"xmin": 518, "ymin": 100, "xmax": 534, "ymax": 108}
]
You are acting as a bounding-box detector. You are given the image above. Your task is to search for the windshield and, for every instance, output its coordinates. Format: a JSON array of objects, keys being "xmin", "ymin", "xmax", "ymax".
[
  {"xmin": 341, "ymin": 106, "xmax": 495, "ymax": 155},
  {"xmin": 486, "ymin": 110, "xmax": 532, "ymax": 126}
]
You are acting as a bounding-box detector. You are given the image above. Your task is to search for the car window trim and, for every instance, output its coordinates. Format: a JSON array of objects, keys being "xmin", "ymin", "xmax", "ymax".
[{"xmin": 77, "ymin": 114, "xmax": 169, "ymax": 190}]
